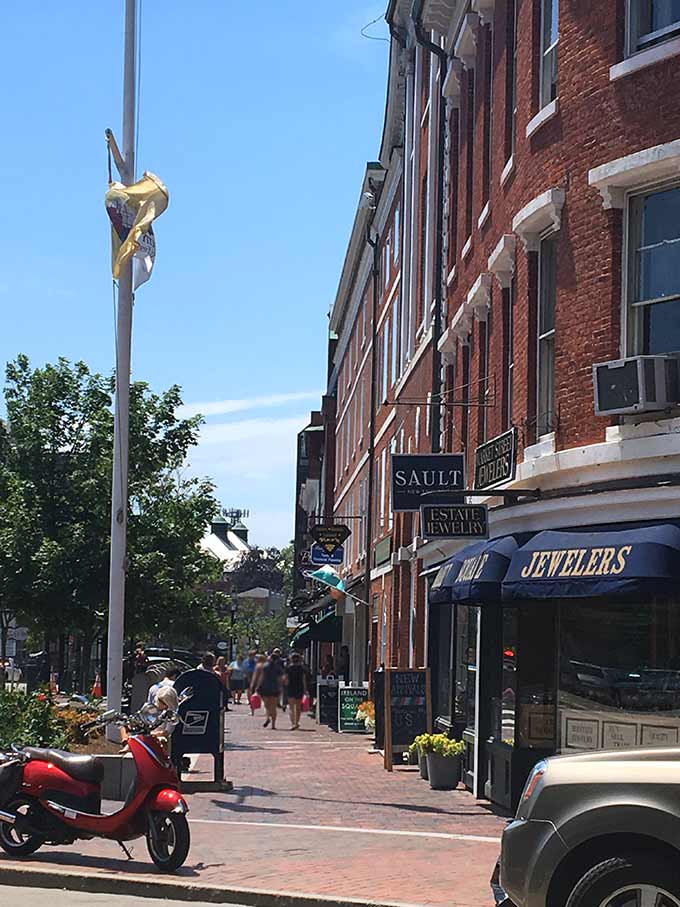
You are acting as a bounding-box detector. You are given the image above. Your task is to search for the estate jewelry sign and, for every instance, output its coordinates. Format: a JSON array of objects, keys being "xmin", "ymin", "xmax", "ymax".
[
  {"xmin": 474, "ymin": 428, "xmax": 517, "ymax": 490},
  {"xmin": 391, "ymin": 454, "xmax": 465, "ymax": 512},
  {"xmin": 309, "ymin": 524, "xmax": 351, "ymax": 555},
  {"xmin": 420, "ymin": 504, "xmax": 489, "ymax": 540}
]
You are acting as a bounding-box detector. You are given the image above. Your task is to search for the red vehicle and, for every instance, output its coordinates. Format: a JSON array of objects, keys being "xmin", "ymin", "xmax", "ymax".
[{"xmin": 0, "ymin": 694, "xmax": 192, "ymax": 872}]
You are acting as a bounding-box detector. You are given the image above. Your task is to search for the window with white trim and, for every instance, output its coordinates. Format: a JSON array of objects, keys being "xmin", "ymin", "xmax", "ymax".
[
  {"xmin": 391, "ymin": 298, "xmax": 398, "ymax": 386},
  {"xmin": 540, "ymin": 0, "xmax": 559, "ymax": 108},
  {"xmin": 393, "ymin": 207, "xmax": 401, "ymax": 263},
  {"xmin": 382, "ymin": 321, "xmax": 390, "ymax": 402},
  {"xmin": 504, "ymin": 277, "xmax": 516, "ymax": 430},
  {"xmin": 537, "ymin": 234, "xmax": 557, "ymax": 436},
  {"xmin": 388, "ymin": 437, "xmax": 396, "ymax": 531},
  {"xmin": 379, "ymin": 448, "xmax": 387, "ymax": 533},
  {"xmin": 627, "ymin": 184, "xmax": 680, "ymax": 355},
  {"xmin": 628, "ymin": 0, "xmax": 680, "ymax": 54},
  {"xmin": 359, "ymin": 374, "xmax": 364, "ymax": 442}
]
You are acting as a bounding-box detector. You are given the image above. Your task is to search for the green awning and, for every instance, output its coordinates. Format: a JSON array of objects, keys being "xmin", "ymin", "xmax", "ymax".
[
  {"xmin": 291, "ymin": 624, "xmax": 312, "ymax": 650},
  {"xmin": 308, "ymin": 613, "xmax": 343, "ymax": 643}
]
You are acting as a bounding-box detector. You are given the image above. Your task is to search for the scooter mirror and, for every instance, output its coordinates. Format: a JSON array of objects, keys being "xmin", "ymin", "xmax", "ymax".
[{"xmin": 178, "ymin": 687, "xmax": 193, "ymax": 706}]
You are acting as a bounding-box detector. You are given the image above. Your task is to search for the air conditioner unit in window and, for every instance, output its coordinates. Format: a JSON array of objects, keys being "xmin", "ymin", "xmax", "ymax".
[{"xmin": 593, "ymin": 355, "xmax": 680, "ymax": 416}]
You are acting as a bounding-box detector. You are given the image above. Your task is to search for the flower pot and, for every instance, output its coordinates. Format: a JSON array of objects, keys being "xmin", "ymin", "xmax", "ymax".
[
  {"xmin": 426, "ymin": 753, "xmax": 461, "ymax": 790},
  {"xmin": 418, "ymin": 751, "xmax": 429, "ymax": 780}
]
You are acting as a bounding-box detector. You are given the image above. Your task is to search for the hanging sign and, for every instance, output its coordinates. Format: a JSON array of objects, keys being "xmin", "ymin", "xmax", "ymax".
[
  {"xmin": 391, "ymin": 454, "xmax": 465, "ymax": 512},
  {"xmin": 474, "ymin": 428, "xmax": 517, "ymax": 490},
  {"xmin": 310, "ymin": 524, "xmax": 351, "ymax": 555},
  {"xmin": 420, "ymin": 503, "xmax": 489, "ymax": 540},
  {"xmin": 310, "ymin": 544, "xmax": 344, "ymax": 566}
]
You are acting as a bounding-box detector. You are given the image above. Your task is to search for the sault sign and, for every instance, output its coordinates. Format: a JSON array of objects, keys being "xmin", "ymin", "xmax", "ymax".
[{"xmin": 391, "ymin": 454, "xmax": 465, "ymax": 512}]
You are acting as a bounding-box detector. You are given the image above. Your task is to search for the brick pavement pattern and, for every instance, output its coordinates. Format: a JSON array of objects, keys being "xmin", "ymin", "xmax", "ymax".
[{"xmin": 0, "ymin": 705, "xmax": 509, "ymax": 906}]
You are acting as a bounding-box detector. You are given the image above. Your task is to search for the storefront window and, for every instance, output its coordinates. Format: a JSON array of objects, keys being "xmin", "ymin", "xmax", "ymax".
[
  {"xmin": 431, "ymin": 602, "xmax": 453, "ymax": 721},
  {"xmin": 501, "ymin": 608, "xmax": 518, "ymax": 744},
  {"xmin": 516, "ymin": 606, "xmax": 557, "ymax": 749},
  {"xmin": 559, "ymin": 598, "xmax": 680, "ymax": 750},
  {"xmin": 455, "ymin": 606, "xmax": 479, "ymax": 730}
]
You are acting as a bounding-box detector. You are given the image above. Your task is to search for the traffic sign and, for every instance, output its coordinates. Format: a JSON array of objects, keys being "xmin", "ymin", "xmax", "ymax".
[
  {"xmin": 309, "ymin": 524, "xmax": 351, "ymax": 555},
  {"xmin": 311, "ymin": 544, "xmax": 344, "ymax": 566}
]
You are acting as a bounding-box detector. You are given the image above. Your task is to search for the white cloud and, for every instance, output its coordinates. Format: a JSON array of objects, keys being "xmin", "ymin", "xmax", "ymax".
[
  {"xmin": 177, "ymin": 391, "xmax": 320, "ymax": 419},
  {"xmin": 183, "ymin": 413, "xmax": 309, "ymax": 547}
]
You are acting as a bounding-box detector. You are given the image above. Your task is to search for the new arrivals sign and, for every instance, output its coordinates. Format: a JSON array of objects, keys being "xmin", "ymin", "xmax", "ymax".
[
  {"xmin": 391, "ymin": 454, "xmax": 465, "ymax": 512},
  {"xmin": 474, "ymin": 428, "xmax": 517, "ymax": 490}
]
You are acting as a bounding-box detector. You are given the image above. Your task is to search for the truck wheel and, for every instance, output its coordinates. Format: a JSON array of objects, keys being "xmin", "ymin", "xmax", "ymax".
[{"xmin": 566, "ymin": 856, "xmax": 680, "ymax": 907}]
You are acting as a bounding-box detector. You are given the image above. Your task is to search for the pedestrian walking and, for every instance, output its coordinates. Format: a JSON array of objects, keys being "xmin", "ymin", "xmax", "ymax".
[
  {"xmin": 251, "ymin": 652, "xmax": 283, "ymax": 729},
  {"xmin": 283, "ymin": 652, "xmax": 307, "ymax": 730},
  {"xmin": 214, "ymin": 655, "xmax": 232, "ymax": 711},
  {"xmin": 248, "ymin": 654, "xmax": 266, "ymax": 715},
  {"xmin": 199, "ymin": 652, "xmax": 215, "ymax": 671},
  {"xmin": 229, "ymin": 653, "xmax": 246, "ymax": 703},
  {"xmin": 147, "ymin": 666, "xmax": 180, "ymax": 704}
]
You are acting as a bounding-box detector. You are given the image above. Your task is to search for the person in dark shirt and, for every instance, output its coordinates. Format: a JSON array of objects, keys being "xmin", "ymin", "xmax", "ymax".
[{"xmin": 284, "ymin": 652, "xmax": 308, "ymax": 730}]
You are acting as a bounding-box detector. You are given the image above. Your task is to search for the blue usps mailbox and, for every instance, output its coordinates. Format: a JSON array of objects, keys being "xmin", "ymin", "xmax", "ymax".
[{"xmin": 172, "ymin": 669, "xmax": 225, "ymax": 783}]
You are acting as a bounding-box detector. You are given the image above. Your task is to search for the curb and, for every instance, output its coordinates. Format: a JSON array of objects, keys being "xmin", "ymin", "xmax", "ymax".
[{"xmin": 0, "ymin": 863, "xmax": 420, "ymax": 907}]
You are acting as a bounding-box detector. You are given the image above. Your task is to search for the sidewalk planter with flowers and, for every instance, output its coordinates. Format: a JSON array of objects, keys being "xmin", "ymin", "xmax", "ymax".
[
  {"xmin": 409, "ymin": 734, "xmax": 434, "ymax": 780},
  {"xmin": 424, "ymin": 734, "xmax": 465, "ymax": 790}
]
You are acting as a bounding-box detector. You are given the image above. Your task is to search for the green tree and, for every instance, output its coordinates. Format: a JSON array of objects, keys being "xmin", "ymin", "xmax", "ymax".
[
  {"xmin": 230, "ymin": 547, "xmax": 284, "ymax": 594},
  {"xmin": 2, "ymin": 355, "xmax": 221, "ymax": 686},
  {"xmin": 219, "ymin": 596, "xmax": 288, "ymax": 655}
]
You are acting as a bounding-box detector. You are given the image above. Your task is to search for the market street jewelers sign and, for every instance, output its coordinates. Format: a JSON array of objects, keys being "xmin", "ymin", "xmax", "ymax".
[
  {"xmin": 474, "ymin": 428, "xmax": 517, "ymax": 490},
  {"xmin": 420, "ymin": 503, "xmax": 489, "ymax": 540},
  {"xmin": 391, "ymin": 454, "xmax": 465, "ymax": 512}
]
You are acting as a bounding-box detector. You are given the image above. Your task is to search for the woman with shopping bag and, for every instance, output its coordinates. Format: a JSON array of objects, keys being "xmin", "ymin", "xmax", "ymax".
[{"xmin": 283, "ymin": 652, "xmax": 307, "ymax": 730}]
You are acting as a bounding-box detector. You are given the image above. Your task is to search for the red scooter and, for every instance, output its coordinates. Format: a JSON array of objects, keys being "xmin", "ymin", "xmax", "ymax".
[{"xmin": 0, "ymin": 692, "xmax": 193, "ymax": 872}]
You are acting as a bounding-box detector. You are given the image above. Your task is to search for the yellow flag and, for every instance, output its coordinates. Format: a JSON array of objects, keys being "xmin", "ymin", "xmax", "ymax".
[{"xmin": 105, "ymin": 172, "xmax": 169, "ymax": 289}]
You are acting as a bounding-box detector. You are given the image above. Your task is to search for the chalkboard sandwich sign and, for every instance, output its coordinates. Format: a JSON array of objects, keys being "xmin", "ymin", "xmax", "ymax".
[
  {"xmin": 383, "ymin": 668, "xmax": 432, "ymax": 771},
  {"xmin": 338, "ymin": 684, "xmax": 369, "ymax": 733},
  {"xmin": 316, "ymin": 679, "xmax": 339, "ymax": 731}
]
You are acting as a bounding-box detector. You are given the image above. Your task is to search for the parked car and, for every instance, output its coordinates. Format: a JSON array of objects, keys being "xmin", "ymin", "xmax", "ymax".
[
  {"xmin": 495, "ymin": 745, "xmax": 680, "ymax": 907},
  {"xmin": 1, "ymin": 658, "xmax": 22, "ymax": 683}
]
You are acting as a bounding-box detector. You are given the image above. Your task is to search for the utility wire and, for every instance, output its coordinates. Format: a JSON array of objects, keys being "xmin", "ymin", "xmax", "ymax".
[{"xmin": 361, "ymin": 14, "xmax": 389, "ymax": 42}]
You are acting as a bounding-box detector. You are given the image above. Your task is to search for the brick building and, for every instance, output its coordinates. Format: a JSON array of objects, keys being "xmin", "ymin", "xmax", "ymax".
[{"xmin": 295, "ymin": 0, "xmax": 680, "ymax": 807}]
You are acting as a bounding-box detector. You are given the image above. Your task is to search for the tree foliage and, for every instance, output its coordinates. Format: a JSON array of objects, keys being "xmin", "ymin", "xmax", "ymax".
[{"xmin": 0, "ymin": 355, "xmax": 221, "ymax": 678}]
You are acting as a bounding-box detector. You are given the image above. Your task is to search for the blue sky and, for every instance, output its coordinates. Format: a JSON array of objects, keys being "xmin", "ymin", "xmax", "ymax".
[{"xmin": 0, "ymin": 2, "xmax": 389, "ymax": 547}]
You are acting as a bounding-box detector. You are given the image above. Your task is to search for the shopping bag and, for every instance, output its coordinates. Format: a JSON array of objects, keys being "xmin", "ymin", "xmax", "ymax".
[
  {"xmin": 301, "ymin": 692, "xmax": 311, "ymax": 712},
  {"xmin": 250, "ymin": 692, "xmax": 262, "ymax": 710}
]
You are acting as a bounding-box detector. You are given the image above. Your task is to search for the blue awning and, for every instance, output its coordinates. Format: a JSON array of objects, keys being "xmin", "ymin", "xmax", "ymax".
[
  {"xmin": 502, "ymin": 524, "xmax": 680, "ymax": 601},
  {"xmin": 429, "ymin": 536, "xmax": 519, "ymax": 605}
]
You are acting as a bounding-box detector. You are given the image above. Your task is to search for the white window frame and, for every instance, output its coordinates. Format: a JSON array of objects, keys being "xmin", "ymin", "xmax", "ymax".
[
  {"xmin": 393, "ymin": 206, "xmax": 401, "ymax": 263},
  {"xmin": 539, "ymin": 0, "xmax": 559, "ymax": 109},
  {"xmin": 537, "ymin": 233, "xmax": 557, "ymax": 438},
  {"xmin": 627, "ymin": 0, "xmax": 680, "ymax": 56},
  {"xmin": 623, "ymin": 178, "xmax": 680, "ymax": 356}
]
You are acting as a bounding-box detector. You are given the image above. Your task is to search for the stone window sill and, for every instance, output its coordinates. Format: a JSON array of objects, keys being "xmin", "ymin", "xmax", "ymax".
[
  {"xmin": 526, "ymin": 98, "xmax": 559, "ymax": 139},
  {"xmin": 477, "ymin": 201, "xmax": 491, "ymax": 230},
  {"xmin": 610, "ymin": 35, "xmax": 680, "ymax": 81},
  {"xmin": 501, "ymin": 155, "xmax": 515, "ymax": 186},
  {"xmin": 461, "ymin": 235, "xmax": 473, "ymax": 259}
]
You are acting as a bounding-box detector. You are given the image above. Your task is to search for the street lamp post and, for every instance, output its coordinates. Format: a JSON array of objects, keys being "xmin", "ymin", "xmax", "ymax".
[{"xmin": 230, "ymin": 598, "xmax": 238, "ymax": 661}]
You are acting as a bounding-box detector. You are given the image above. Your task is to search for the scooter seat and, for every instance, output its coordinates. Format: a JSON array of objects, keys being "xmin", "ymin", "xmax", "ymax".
[{"xmin": 23, "ymin": 747, "xmax": 104, "ymax": 785}]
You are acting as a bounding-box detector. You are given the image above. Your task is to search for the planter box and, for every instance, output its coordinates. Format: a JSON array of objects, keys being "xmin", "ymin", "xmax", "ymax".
[{"xmin": 426, "ymin": 753, "xmax": 461, "ymax": 790}]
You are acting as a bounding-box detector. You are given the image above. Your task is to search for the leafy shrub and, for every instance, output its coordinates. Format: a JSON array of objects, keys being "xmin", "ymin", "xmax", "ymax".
[
  {"xmin": 409, "ymin": 733, "xmax": 465, "ymax": 758},
  {"xmin": 0, "ymin": 689, "xmax": 68, "ymax": 750},
  {"xmin": 59, "ymin": 707, "xmax": 102, "ymax": 746}
]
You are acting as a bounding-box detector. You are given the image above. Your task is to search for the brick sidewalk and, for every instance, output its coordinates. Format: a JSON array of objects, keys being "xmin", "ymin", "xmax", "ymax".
[{"xmin": 0, "ymin": 704, "xmax": 509, "ymax": 906}]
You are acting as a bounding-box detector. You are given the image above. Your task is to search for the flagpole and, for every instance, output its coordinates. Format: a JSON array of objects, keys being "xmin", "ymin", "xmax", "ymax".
[{"xmin": 106, "ymin": 0, "xmax": 136, "ymax": 735}]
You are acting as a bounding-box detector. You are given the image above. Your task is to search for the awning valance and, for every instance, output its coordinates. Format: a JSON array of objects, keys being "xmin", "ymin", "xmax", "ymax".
[
  {"xmin": 307, "ymin": 612, "xmax": 343, "ymax": 643},
  {"xmin": 429, "ymin": 537, "xmax": 519, "ymax": 605},
  {"xmin": 290, "ymin": 624, "xmax": 312, "ymax": 650},
  {"xmin": 502, "ymin": 524, "xmax": 680, "ymax": 601}
]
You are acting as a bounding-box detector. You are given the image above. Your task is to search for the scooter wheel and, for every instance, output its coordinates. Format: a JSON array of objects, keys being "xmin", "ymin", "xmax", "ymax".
[
  {"xmin": 0, "ymin": 797, "xmax": 43, "ymax": 857},
  {"xmin": 146, "ymin": 811, "xmax": 190, "ymax": 872}
]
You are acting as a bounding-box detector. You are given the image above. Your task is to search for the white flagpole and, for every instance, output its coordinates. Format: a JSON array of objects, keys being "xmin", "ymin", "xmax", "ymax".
[{"xmin": 106, "ymin": 0, "xmax": 136, "ymax": 735}]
